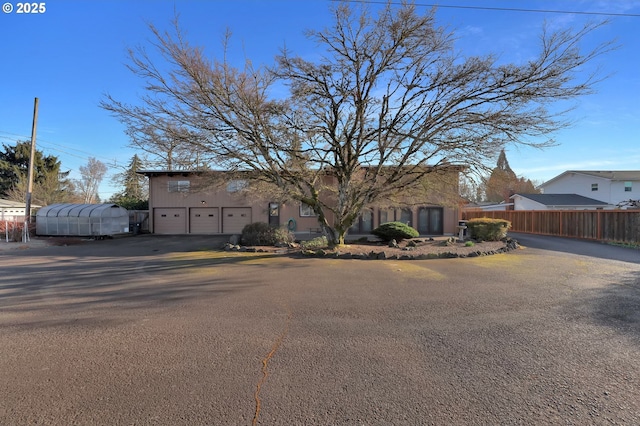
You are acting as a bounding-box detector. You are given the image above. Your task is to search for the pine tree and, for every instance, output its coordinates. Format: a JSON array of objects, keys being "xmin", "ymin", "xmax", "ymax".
[{"xmin": 109, "ymin": 155, "xmax": 148, "ymax": 209}]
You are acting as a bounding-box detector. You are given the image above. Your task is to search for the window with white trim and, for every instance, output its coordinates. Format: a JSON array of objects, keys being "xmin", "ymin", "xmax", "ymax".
[
  {"xmin": 591, "ymin": 183, "xmax": 598, "ymax": 191},
  {"xmin": 624, "ymin": 181, "xmax": 632, "ymax": 192},
  {"xmin": 168, "ymin": 180, "xmax": 190, "ymax": 193},
  {"xmin": 300, "ymin": 203, "xmax": 316, "ymax": 217}
]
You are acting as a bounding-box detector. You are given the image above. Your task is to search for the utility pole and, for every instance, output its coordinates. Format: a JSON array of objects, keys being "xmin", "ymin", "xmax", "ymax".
[{"xmin": 24, "ymin": 97, "xmax": 39, "ymax": 243}]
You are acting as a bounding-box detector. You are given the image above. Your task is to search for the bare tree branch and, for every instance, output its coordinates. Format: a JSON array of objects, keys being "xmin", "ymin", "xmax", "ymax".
[{"xmin": 101, "ymin": 1, "xmax": 614, "ymax": 244}]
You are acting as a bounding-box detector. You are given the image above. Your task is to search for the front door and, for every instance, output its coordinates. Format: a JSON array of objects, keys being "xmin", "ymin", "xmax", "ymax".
[
  {"xmin": 268, "ymin": 202, "xmax": 279, "ymax": 227},
  {"xmin": 418, "ymin": 207, "xmax": 443, "ymax": 235}
]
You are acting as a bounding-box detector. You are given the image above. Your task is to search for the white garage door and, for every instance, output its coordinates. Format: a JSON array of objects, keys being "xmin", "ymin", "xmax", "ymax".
[
  {"xmin": 190, "ymin": 207, "xmax": 219, "ymax": 234},
  {"xmin": 154, "ymin": 208, "xmax": 186, "ymax": 234},
  {"xmin": 222, "ymin": 207, "xmax": 252, "ymax": 234}
]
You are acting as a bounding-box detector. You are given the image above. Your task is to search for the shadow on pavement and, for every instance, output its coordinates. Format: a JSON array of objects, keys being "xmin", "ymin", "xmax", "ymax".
[
  {"xmin": 563, "ymin": 269, "xmax": 640, "ymax": 341},
  {"xmin": 0, "ymin": 235, "xmax": 306, "ymax": 320}
]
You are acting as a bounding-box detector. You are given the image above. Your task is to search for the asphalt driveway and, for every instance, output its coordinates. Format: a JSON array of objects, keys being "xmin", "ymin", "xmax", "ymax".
[
  {"xmin": 1, "ymin": 235, "xmax": 639, "ymax": 424},
  {"xmin": 510, "ymin": 232, "xmax": 640, "ymax": 264}
]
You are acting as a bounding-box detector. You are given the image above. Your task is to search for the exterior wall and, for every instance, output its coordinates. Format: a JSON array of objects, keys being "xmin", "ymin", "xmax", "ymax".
[
  {"xmin": 145, "ymin": 170, "xmax": 461, "ymax": 235},
  {"xmin": 1, "ymin": 207, "xmax": 27, "ymax": 221},
  {"xmin": 147, "ymin": 174, "xmax": 270, "ymax": 234},
  {"xmin": 542, "ymin": 173, "xmax": 623, "ymax": 204},
  {"xmin": 542, "ymin": 173, "xmax": 640, "ymax": 206},
  {"xmin": 278, "ymin": 203, "xmax": 332, "ymax": 233},
  {"xmin": 512, "ymin": 196, "xmax": 547, "ymax": 211},
  {"xmin": 610, "ymin": 180, "xmax": 640, "ymax": 205}
]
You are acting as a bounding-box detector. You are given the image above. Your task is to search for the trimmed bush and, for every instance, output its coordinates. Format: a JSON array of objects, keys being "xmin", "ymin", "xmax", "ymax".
[
  {"xmin": 371, "ymin": 221, "xmax": 419, "ymax": 242},
  {"xmin": 466, "ymin": 218, "xmax": 511, "ymax": 241},
  {"xmin": 241, "ymin": 222, "xmax": 295, "ymax": 246}
]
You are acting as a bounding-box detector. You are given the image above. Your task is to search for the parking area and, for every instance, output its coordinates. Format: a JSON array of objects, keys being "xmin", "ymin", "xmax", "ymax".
[{"xmin": 1, "ymin": 235, "xmax": 639, "ymax": 424}]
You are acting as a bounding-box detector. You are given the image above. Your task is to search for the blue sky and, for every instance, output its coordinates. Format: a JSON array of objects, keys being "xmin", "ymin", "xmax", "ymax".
[{"xmin": 1, "ymin": 0, "xmax": 639, "ymax": 200}]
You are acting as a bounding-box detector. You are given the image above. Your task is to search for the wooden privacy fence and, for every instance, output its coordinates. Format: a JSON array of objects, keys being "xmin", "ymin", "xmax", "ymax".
[{"xmin": 462, "ymin": 210, "xmax": 640, "ymax": 244}]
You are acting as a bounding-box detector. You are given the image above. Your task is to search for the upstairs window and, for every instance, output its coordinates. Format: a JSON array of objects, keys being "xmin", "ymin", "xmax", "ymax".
[
  {"xmin": 226, "ymin": 180, "xmax": 248, "ymax": 193},
  {"xmin": 300, "ymin": 203, "xmax": 316, "ymax": 217},
  {"xmin": 168, "ymin": 180, "xmax": 190, "ymax": 193},
  {"xmin": 625, "ymin": 181, "xmax": 632, "ymax": 192},
  {"xmin": 591, "ymin": 183, "xmax": 598, "ymax": 191}
]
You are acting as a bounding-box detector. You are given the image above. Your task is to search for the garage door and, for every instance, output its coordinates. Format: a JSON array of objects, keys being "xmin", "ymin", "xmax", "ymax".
[
  {"xmin": 154, "ymin": 208, "xmax": 186, "ymax": 234},
  {"xmin": 190, "ymin": 207, "xmax": 219, "ymax": 234},
  {"xmin": 222, "ymin": 207, "xmax": 252, "ymax": 234}
]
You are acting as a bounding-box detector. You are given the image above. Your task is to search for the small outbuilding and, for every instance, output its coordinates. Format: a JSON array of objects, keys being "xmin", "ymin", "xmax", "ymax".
[{"xmin": 36, "ymin": 203, "xmax": 129, "ymax": 237}]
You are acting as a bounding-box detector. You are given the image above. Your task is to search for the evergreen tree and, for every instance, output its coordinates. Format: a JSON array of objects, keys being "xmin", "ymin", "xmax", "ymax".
[
  {"xmin": 109, "ymin": 154, "xmax": 149, "ymax": 209},
  {"xmin": 484, "ymin": 150, "xmax": 538, "ymax": 202},
  {"xmin": 0, "ymin": 141, "xmax": 73, "ymax": 204}
]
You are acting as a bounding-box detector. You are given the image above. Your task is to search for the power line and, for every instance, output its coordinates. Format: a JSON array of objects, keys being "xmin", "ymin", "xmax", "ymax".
[
  {"xmin": 334, "ymin": 0, "xmax": 640, "ymax": 18},
  {"xmin": 0, "ymin": 130, "xmax": 125, "ymax": 169}
]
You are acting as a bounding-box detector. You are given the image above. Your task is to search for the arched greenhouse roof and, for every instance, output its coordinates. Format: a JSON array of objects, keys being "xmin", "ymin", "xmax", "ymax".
[{"xmin": 36, "ymin": 203, "xmax": 127, "ymax": 218}]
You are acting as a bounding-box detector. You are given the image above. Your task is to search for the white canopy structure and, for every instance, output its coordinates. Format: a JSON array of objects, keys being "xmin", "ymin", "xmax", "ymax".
[{"xmin": 36, "ymin": 203, "xmax": 129, "ymax": 237}]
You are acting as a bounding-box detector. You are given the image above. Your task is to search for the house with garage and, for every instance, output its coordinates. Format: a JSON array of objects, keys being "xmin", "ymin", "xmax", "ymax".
[
  {"xmin": 539, "ymin": 171, "xmax": 640, "ymax": 208},
  {"xmin": 0, "ymin": 198, "xmax": 40, "ymax": 220},
  {"xmin": 510, "ymin": 193, "xmax": 612, "ymax": 210},
  {"xmin": 138, "ymin": 168, "xmax": 463, "ymax": 236}
]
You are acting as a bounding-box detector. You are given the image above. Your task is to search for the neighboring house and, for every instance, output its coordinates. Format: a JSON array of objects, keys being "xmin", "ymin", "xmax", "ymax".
[
  {"xmin": 510, "ymin": 193, "xmax": 612, "ymax": 210},
  {"xmin": 0, "ymin": 198, "xmax": 40, "ymax": 220},
  {"xmin": 540, "ymin": 171, "xmax": 640, "ymax": 207},
  {"xmin": 138, "ymin": 169, "xmax": 462, "ymax": 236},
  {"xmin": 463, "ymin": 201, "xmax": 514, "ymax": 212}
]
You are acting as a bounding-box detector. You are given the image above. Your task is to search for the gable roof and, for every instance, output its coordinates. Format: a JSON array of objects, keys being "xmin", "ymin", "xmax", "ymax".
[
  {"xmin": 0, "ymin": 198, "xmax": 41, "ymax": 209},
  {"xmin": 542, "ymin": 170, "xmax": 640, "ymax": 187},
  {"xmin": 0, "ymin": 199, "xmax": 24, "ymax": 208},
  {"xmin": 511, "ymin": 193, "xmax": 610, "ymax": 207}
]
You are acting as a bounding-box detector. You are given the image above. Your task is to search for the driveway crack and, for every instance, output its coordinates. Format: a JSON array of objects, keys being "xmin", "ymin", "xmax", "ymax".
[{"xmin": 252, "ymin": 307, "xmax": 292, "ymax": 426}]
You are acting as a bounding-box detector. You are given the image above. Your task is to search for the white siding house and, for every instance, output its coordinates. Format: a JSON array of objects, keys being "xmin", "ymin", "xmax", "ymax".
[
  {"xmin": 0, "ymin": 198, "xmax": 40, "ymax": 220},
  {"xmin": 510, "ymin": 194, "xmax": 612, "ymax": 210},
  {"xmin": 540, "ymin": 171, "xmax": 640, "ymax": 207}
]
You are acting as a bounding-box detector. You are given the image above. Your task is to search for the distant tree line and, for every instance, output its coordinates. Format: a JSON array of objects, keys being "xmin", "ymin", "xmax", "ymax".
[
  {"xmin": 460, "ymin": 149, "xmax": 539, "ymax": 203},
  {"xmin": 0, "ymin": 141, "xmax": 148, "ymax": 210}
]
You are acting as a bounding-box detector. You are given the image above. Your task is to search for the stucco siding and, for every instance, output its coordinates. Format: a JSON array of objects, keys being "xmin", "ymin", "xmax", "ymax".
[{"xmin": 143, "ymin": 170, "xmax": 461, "ymax": 235}]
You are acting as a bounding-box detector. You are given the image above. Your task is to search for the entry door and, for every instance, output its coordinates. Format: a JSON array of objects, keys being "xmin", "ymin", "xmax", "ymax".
[
  {"xmin": 268, "ymin": 203, "xmax": 279, "ymax": 227},
  {"xmin": 418, "ymin": 207, "xmax": 443, "ymax": 235}
]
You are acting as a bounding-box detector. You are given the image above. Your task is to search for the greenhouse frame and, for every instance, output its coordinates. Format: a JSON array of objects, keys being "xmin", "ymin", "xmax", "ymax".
[{"xmin": 36, "ymin": 203, "xmax": 129, "ymax": 237}]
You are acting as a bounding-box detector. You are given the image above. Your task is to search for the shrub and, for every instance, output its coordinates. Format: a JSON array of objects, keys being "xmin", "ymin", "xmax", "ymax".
[
  {"xmin": 301, "ymin": 235, "xmax": 329, "ymax": 249},
  {"xmin": 273, "ymin": 226, "xmax": 295, "ymax": 245},
  {"xmin": 466, "ymin": 218, "xmax": 511, "ymax": 241},
  {"xmin": 240, "ymin": 222, "xmax": 295, "ymax": 246},
  {"xmin": 0, "ymin": 221, "xmax": 29, "ymax": 242},
  {"xmin": 371, "ymin": 221, "xmax": 419, "ymax": 242}
]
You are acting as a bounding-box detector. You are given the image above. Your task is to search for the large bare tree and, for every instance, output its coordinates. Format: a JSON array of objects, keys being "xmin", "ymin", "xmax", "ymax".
[
  {"xmin": 101, "ymin": 1, "xmax": 612, "ymax": 245},
  {"xmin": 75, "ymin": 157, "xmax": 107, "ymax": 204}
]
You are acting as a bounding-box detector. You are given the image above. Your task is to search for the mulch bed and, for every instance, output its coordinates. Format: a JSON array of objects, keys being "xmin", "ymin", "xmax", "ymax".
[{"xmin": 235, "ymin": 238, "xmax": 518, "ymax": 260}]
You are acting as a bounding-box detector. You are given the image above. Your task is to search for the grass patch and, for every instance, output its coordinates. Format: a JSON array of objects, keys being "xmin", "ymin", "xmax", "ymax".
[{"xmin": 607, "ymin": 241, "xmax": 640, "ymax": 249}]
